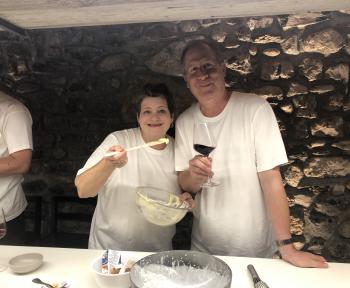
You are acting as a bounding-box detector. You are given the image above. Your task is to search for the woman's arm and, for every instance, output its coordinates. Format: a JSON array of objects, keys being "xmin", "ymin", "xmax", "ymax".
[{"xmin": 75, "ymin": 146, "xmax": 127, "ymax": 198}]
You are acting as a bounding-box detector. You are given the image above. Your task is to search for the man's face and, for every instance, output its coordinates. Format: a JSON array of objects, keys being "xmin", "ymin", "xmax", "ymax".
[{"xmin": 183, "ymin": 45, "xmax": 226, "ymax": 101}]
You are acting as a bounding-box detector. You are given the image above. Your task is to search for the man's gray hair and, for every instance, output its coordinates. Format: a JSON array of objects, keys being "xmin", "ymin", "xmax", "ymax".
[{"xmin": 180, "ymin": 39, "xmax": 224, "ymax": 65}]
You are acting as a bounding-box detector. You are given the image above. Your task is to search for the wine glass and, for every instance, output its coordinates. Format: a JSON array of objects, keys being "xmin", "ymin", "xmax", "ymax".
[
  {"xmin": 193, "ymin": 122, "xmax": 219, "ymax": 187},
  {"xmin": 0, "ymin": 208, "xmax": 7, "ymax": 271}
]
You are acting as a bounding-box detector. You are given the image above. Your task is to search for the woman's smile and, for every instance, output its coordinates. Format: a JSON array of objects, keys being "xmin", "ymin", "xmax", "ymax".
[{"xmin": 137, "ymin": 96, "xmax": 173, "ymax": 143}]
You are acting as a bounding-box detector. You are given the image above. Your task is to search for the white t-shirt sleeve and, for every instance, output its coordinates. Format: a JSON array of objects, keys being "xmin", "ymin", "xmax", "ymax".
[
  {"xmin": 175, "ymin": 116, "xmax": 192, "ymax": 172},
  {"xmin": 77, "ymin": 133, "xmax": 118, "ymax": 175},
  {"xmin": 253, "ymin": 101, "xmax": 288, "ymax": 172},
  {"xmin": 4, "ymin": 109, "xmax": 33, "ymax": 154}
]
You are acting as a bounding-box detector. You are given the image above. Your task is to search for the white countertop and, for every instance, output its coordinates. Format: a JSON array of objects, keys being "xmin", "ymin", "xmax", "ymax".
[{"xmin": 0, "ymin": 245, "xmax": 349, "ymax": 288}]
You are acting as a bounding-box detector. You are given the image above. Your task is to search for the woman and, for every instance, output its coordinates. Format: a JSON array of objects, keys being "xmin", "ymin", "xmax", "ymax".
[{"xmin": 75, "ymin": 83, "xmax": 192, "ymax": 251}]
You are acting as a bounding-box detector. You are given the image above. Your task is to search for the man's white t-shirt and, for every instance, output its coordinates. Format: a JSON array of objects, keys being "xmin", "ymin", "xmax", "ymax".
[
  {"xmin": 77, "ymin": 128, "xmax": 180, "ymax": 251},
  {"xmin": 175, "ymin": 92, "xmax": 288, "ymax": 257},
  {"xmin": 0, "ymin": 92, "xmax": 33, "ymax": 221}
]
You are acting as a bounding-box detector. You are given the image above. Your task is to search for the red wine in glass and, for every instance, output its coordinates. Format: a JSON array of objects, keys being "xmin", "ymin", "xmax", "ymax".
[
  {"xmin": 193, "ymin": 144, "xmax": 215, "ymax": 156},
  {"xmin": 193, "ymin": 122, "xmax": 220, "ymax": 187}
]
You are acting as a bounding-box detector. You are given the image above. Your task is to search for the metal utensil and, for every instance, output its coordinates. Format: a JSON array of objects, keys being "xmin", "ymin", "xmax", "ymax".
[
  {"xmin": 247, "ymin": 264, "xmax": 270, "ymax": 288},
  {"xmin": 32, "ymin": 278, "xmax": 54, "ymax": 288}
]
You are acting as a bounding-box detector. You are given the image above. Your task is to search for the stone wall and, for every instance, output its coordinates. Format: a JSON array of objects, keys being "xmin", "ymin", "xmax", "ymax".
[{"xmin": 0, "ymin": 11, "xmax": 349, "ymax": 261}]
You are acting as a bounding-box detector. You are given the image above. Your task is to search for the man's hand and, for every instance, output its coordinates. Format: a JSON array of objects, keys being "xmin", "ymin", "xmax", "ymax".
[
  {"xmin": 280, "ymin": 245, "xmax": 328, "ymax": 268},
  {"xmin": 188, "ymin": 155, "xmax": 213, "ymax": 185},
  {"xmin": 178, "ymin": 155, "xmax": 215, "ymax": 193}
]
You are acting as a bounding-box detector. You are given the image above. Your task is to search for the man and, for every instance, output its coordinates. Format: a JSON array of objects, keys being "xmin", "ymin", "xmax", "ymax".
[
  {"xmin": 0, "ymin": 88, "xmax": 33, "ymax": 245},
  {"xmin": 175, "ymin": 39, "xmax": 327, "ymax": 268}
]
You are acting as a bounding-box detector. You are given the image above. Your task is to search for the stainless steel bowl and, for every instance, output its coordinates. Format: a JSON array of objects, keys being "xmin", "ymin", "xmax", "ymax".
[{"xmin": 130, "ymin": 250, "xmax": 232, "ymax": 288}]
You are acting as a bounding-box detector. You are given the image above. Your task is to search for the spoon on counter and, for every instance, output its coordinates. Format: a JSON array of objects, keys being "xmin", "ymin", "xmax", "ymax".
[{"xmin": 32, "ymin": 278, "xmax": 54, "ymax": 288}]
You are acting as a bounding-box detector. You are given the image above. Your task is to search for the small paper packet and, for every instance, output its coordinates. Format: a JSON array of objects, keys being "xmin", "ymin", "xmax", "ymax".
[
  {"xmin": 108, "ymin": 249, "xmax": 122, "ymax": 274},
  {"xmin": 101, "ymin": 250, "xmax": 135, "ymax": 275},
  {"xmin": 101, "ymin": 250, "xmax": 109, "ymax": 274}
]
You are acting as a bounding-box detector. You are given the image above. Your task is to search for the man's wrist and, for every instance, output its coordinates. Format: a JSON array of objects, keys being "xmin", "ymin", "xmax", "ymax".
[
  {"xmin": 276, "ymin": 238, "xmax": 296, "ymax": 259},
  {"xmin": 276, "ymin": 238, "xmax": 294, "ymax": 248}
]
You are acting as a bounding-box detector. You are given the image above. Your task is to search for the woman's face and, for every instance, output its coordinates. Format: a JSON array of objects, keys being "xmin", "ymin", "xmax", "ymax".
[{"xmin": 137, "ymin": 96, "xmax": 173, "ymax": 142}]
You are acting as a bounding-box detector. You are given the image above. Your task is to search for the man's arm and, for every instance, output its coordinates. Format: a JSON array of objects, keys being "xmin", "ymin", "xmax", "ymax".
[
  {"xmin": 258, "ymin": 166, "xmax": 328, "ymax": 268},
  {"xmin": 178, "ymin": 170, "xmax": 202, "ymax": 193},
  {"xmin": 0, "ymin": 149, "xmax": 32, "ymax": 176}
]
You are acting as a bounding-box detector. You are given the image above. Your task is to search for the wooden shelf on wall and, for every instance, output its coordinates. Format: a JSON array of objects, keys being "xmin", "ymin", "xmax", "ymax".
[{"xmin": 0, "ymin": 0, "xmax": 349, "ymax": 29}]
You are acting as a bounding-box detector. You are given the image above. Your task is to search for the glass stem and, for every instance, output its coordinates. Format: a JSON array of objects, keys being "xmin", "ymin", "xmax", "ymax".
[
  {"xmin": 207, "ymin": 175, "xmax": 212, "ymax": 185},
  {"xmin": 207, "ymin": 155, "xmax": 212, "ymax": 185}
]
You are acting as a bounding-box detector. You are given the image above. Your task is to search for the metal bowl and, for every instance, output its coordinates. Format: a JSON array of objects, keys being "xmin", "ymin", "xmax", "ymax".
[
  {"xmin": 130, "ymin": 250, "xmax": 232, "ymax": 288},
  {"xmin": 136, "ymin": 186, "xmax": 189, "ymax": 226}
]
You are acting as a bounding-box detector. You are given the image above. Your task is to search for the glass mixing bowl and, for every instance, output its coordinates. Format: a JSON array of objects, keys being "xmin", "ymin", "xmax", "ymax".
[
  {"xmin": 130, "ymin": 250, "xmax": 232, "ymax": 288},
  {"xmin": 136, "ymin": 186, "xmax": 190, "ymax": 226}
]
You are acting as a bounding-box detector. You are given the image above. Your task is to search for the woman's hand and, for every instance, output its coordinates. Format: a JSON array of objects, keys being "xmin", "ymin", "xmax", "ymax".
[
  {"xmin": 179, "ymin": 192, "xmax": 195, "ymax": 210},
  {"xmin": 75, "ymin": 145, "xmax": 128, "ymax": 198},
  {"xmin": 104, "ymin": 145, "xmax": 128, "ymax": 168}
]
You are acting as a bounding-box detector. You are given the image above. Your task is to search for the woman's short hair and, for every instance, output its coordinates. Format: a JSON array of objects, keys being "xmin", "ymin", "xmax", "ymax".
[
  {"xmin": 180, "ymin": 39, "xmax": 223, "ymax": 65},
  {"xmin": 135, "ymin": 83, "xmax": 175, "ymax": 115}
]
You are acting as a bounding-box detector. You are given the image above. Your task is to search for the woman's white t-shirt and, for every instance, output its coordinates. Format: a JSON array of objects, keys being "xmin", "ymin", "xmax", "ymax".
[
  {"xmin": 77, "ymin": 128, "xmax": 180, "ymax": 251},
  {"xmin": 175, "ymin": 92, "xmax": 288, "ymax": 257}
]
